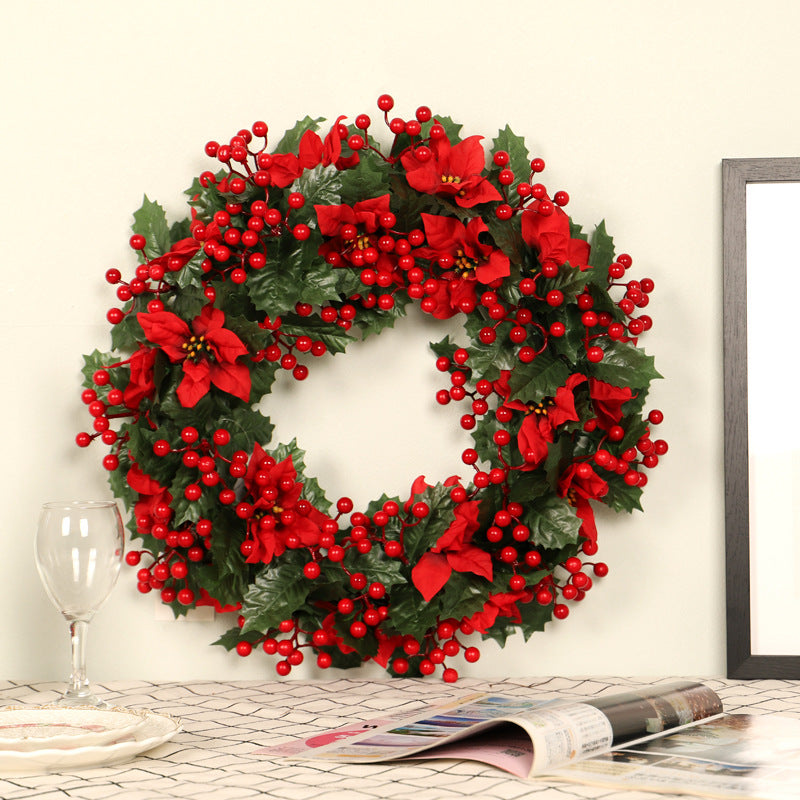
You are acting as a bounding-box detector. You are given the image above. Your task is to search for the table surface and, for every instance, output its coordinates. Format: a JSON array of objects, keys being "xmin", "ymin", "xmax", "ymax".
[{"xmin": 0, "ymin": 676, "xmax": 798, "ymax": 800}]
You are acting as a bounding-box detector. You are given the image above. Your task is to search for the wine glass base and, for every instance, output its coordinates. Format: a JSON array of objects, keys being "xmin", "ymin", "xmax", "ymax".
[{"xmin": 52, "ymin": 690, "xmax": 109, "ymax": 709}]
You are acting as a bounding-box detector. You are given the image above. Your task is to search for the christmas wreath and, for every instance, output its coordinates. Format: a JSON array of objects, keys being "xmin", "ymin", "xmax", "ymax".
[{"xmin": 78, "ymin": 95, "xmax": 666, "ymax": 681}]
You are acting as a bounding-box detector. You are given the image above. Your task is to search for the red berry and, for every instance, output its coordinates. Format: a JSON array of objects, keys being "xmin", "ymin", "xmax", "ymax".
[
  {"xmin": 236, "ymin": 641, "xmax": 253, "ymax": 657},
  {"xmin": 303, "ymin": 562, "xmax": 321, "ymax": 579},
  {"xmin": 177, "ymin": 588, "xmax": 195, "ymax": 606},
  {"xmin": 415, "ymin": 105, "xmax": 432, "ymax": 123},
  {"xmin": 464, "ymin": 646, "xmax": 480, "ymax": 663},
  {"xmin": 411, "ymin": 502, "xmax": 429, "ymax": 519},
  {"xmin": 377, "ymin": 94, "xmax": 394, "ymax": 112}
]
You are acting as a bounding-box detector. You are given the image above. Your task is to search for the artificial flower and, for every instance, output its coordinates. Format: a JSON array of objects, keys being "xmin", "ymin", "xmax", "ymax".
[
  {"xmin": 242, "ymin": 447, "xmax": 329, "ymax": 564},
  {"xmin": 411, "ymin": 498, "xmax": 493, "ymax": 602},
  {"xmin": 500, "ymin": 374, "xmax": 587, "ymax": 469},
  {"xmin": 401, "ymin": 134, "xmax": 502, "ymax": 208},
  {"xmin": 521, "ymin": 203, "xmax": 591, "ymax": 269},
  {"xmin": 589, "ymin": 378, "xmax": 634, "ymax": 430},
  {"xmin": 137, "ymin": 304, "xmax": 250, "ymax": 408},
  {"xmin": 558, "ymin": 462, "xmax": 609, "ymax": 542},
  {"xmin": 122, "ymin": 345, "xmax": 157, "ymax": 409}
]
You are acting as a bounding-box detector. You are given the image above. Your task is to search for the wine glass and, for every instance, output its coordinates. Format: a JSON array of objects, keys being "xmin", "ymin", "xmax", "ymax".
[{"xmin": 34, "ymin": 500, "xmax": 124, "ymax": 707}]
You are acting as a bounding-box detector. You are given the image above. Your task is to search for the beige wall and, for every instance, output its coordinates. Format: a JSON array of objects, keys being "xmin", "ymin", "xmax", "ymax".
[{"xmin": 2, "ymin": 0, "xmax": 791, "ymax": 681}]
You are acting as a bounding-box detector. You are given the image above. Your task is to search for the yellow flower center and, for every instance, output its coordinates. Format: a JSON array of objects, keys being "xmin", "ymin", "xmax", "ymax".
[
  {"xmin": 526, "ymin": 398, "xmax": 556, "ymax": 417},
  {"xmin": 181, "ymin": 334, "xmax": 212, "ymax": 361},
  {"xmin": 453, "ymin": 248, "xmax": 479, "ymax": 279}
]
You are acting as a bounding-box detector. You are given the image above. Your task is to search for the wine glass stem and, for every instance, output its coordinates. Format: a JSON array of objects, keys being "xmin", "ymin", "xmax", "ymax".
[{"xmin": 68, "ymin": 619, "xmax": 91, "ymax": 698}]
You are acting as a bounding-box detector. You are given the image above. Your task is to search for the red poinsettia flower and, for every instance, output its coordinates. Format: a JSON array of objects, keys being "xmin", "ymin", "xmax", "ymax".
[
  {"xmin": 588, "ymin": 378, "xmax": 634, "ymax": 430},
  {"xmin": 466, "ymin": 588, "xmax": 534, "ymax": 634},
  {"xmin": 500, "ymin": 374, "xmax": 587, "ymax": 470},
  {"xmin": 558, "ymin": 462, "xmax": 609, "ymax": 543},
  {"xmin": 401, "ymin": 134, "xmax": 502, "ymax": 208},
  {"xmin": 411, "ymin": 214, "xmax": 510, "ymax": 319},
  {"xmin": 122, "ymin": 345, "xmax": 157, "ymax": 409},
  {"xmin": 137, "ymin": 304, "xmax": 251, "ymax": 408},
  {"xmin": 521, "ymin": 204, "xmax": 591, "ymax": 270},
  {"xmin": 126, "ymin": 463, "xmax": 172, "ymax": 537},
  {"xmin": 411, "ymin": 495, "xmax": 493, "ymax": 602},
  {"xmin": 315, "ymin": 194, "xmax": 397, "ymax": 275},
  {"xmin": 241, "ymin": 446, "xmax": 330, "ymax": 564},
  {"xmin": 261, "ymin": 117, "xmax": 359, "ymax": 188}
]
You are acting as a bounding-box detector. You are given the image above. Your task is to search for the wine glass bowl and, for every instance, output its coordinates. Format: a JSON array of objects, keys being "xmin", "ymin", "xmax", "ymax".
[{"xmin": 34, "ymin": 500, "xmax": 124, "ymax": 707}]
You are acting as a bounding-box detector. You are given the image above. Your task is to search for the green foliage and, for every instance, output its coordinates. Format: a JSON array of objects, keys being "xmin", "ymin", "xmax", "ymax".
[{"xmin": 132, "ymin": 196, "xmax": 171, "ymax": 261}]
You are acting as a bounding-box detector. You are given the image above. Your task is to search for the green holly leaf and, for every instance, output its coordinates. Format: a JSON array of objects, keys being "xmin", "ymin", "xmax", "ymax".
[
  {"xmin": 521, "ymin": 496, "xmax": 581, "ymax": 550},
  {"xmin": 488, "ymin": 125, "xmax": 530, "ymax": 196},
  {"xmin": 518, "ymin": 597, "xmax": 553, "ymax": 641},
  {"xmin": 290, "ymin": 164, "xmax": 344, "ymax": 222},
  {"xmin": 401, "ymin": 483, "xmax": 456, "ymax": 563},
  {"xmin": 344, "ymin": 546, "xmax": 405, "ymax": 591},
  {"xmin": 592, "ymin": 340, "xmax": 662, "ymax": 389},
  {"xmin": 169, "ymin": 217, "xmax": 192, "ymax": 242},
  {"xmin": 109, "ymin": 310, "xmax": 145, "ymax": 354},
  {"xmin": 339, "ymin": 150, "xmax": 392, "ymax": 201},
  {"xmin": 486, "ymin": 213, "xmax": 526, "ymax": 266},
  {"xmin": 507, "ymin": 470, "xmax": 552, "ymax": 504},
  {"xmin": 279, "ymin": 314, "xmax": 354, "ymax": 355},
  {"xmin": 429, "ymin": 335, "xmax": 458, "ymax": 362},
  {"xmin": 132, "ymin": 196, "xmax": 171, "ymax": 261},
  {"xmin": 81, "ymin": 350, "xmax": 112, "ymax": 388},
  {"xmin": 465, "ymin": 330, "xmax": 519, "ymax": 382},
  {"xmin": 354, "ymin": 294, "xmax": 410, "ymax": 339},
  {"xmin": 246, "ymin": 236, "xmax": 325, "ymax": 318},
  {"xmin": 212, "ymin": 626, "xmax": 245, "ymax": 652},
  {"xmin": 589, "ymin": 220, "xmax": 615, "ymax": 272},
  {"xmin": 216, "ymin": 404, "xmax": 276, "ymax": 455},
  {"xmin": 384, "ymin": 583, "xmax": 442, "ymax": 639},
  {"xmin": 506, "ymin": 350, "xmax": 571, "ymax": 401},
  {"xmin": 173, "ymin": 248, "xmax": 206, "ymax": 290},
  {"xmin": 603, "ymin": 474, "xmax": 644, "ymax": 514},
  {"xmin": 240, "ymin": 562, "xmax": 312, "ymax": 633}
]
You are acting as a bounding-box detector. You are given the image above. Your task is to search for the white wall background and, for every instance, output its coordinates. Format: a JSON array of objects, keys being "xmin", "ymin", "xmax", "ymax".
[{"xmin": 0, "ymin": 0, "xmax": 790, "ymax": 683}]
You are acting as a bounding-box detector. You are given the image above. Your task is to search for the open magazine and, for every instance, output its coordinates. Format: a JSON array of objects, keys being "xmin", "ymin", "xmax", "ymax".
[{"xmin": 259, "ymin": 681, "xmax": 800, "ymax": 799}]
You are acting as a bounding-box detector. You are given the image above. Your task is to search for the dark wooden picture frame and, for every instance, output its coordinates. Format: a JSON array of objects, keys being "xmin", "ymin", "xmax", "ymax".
[{"xmin": 723, "ymin": 157, "xmax": 800, "ymax": 678}]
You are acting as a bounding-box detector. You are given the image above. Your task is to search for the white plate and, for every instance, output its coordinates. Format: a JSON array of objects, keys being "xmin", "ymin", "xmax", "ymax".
[
  {"xmin": 0, "ymin": 706, "xmax": 150, "ymax": 751},
  {"xmin": 0, "ymin": 710, "xmax": 181, "ymax": 773}
]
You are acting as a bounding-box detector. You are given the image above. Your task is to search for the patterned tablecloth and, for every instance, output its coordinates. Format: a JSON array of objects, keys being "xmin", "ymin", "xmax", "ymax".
[{"xmin": 0, "ymin": 676, "xmax": 798, "ymax": 799}]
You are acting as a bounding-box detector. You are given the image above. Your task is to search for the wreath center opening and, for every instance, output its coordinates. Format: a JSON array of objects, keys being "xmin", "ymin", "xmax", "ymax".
[{"xmin": 264, "ymin": 305, "xmax": 468, "ymax": 510}]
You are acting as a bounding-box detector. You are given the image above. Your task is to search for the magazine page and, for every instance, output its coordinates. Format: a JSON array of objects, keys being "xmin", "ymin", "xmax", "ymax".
[
  {"xmin": 400, "ymin": 683, "xmax": 723, "ymax": 776},
  {"xmin": 547, "ymin": 714, "xmax": 800, "ymax": 800},
  {"xmin": 582, "ymin": 681, "xmax": 723, "ymax": 746},
  {"xmin": 259, "ymin": 693, "xmax": 550, "ymax": 762},
  {"xmin": 258, "ymin": 681, "xmax": 723, "ymax": 778},
  {"xmin": 406, "ymin": 702, "xmax": 614, "ymax": 777}
]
